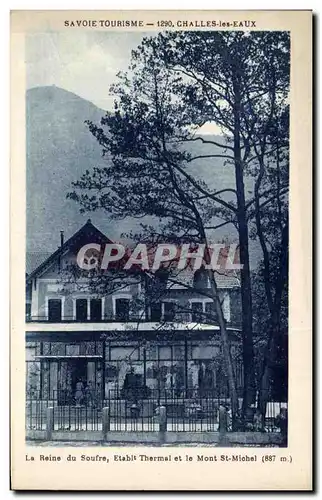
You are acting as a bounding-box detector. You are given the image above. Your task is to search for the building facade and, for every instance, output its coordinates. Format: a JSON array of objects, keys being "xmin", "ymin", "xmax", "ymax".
[{"xmin": 26, "ymin": 220, "xmax": 243, "ymax": 406}]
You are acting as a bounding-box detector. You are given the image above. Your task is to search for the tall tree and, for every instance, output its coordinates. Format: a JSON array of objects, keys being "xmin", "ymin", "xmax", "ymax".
[
  {"xmin": 247, "ymin": 106, "xmax": 289, "ymax": 420},
  {"xmin": 133, "ymin": 30, "xmax": 290, "ymax": 412},
  {"xmin": 68, "ymin": 30, "xmax": 290, "ymax": 418},
  {"xmin": 68, "ymin": 42, "xmax": 240, "ymax": 423}
]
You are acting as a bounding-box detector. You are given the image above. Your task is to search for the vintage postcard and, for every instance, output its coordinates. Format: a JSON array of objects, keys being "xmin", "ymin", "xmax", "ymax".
[{"xmin": 10, "ymin": 10, "xmax": 312, "ymax": 490}]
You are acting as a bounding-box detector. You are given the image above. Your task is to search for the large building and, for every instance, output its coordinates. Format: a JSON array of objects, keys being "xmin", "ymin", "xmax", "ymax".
[{"xmin": 25, "ymin": 219, "xmax": 244, "ymax": 406}]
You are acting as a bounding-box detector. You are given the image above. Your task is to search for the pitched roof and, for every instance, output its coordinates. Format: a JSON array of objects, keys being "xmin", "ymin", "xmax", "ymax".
[
  {"xmin": 26, "ymin": 252, "xmax": 52, "ymax": 275},
  {"xmin": 165, "ymin": 267, "xmax": 240, "ymax": 290},
  {"xmin": 26, "ymin": 220, "xmax": 240, "ymax": 289},
  {"xmin": 26, "ymin": 219, "xmax": 113, "ymax": 281}
]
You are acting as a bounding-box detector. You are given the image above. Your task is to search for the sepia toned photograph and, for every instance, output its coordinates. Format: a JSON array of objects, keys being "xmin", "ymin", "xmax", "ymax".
[{"xmin": 10, "ymin": 10, "xmax": 312, "ymax": 491}]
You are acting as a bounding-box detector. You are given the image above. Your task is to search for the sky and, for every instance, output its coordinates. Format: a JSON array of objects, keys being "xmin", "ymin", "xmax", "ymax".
[
  {"xmin": 25, "ymin": 30, "xmax": 261, "ymax": 265},
  {"xmin": 26, "ymin": 32, "xmax": 148, "ymax": 110},
  {"xmin": 25, "ymin": 31, "xmax": 222, "ymax": 134}
]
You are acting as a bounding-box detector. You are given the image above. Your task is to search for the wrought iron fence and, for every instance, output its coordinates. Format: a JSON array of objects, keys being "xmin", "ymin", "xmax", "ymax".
[
  {"xmin": 25, "ymin": 389, "xmax": 287, "ymax": 434},
  {"xmin": 107, "ymin": 392, "xmax": 159, "ymax": 432},
  {"xmin": 52, "ymin": 390, "xmax": 104, "ymax": 408},
  {"xmin": 26, "ymin": 314, "xmax": 164, "ymax": 323},
  {"xmin": 53, "ymin": 406, "xmax": 102, "ymax": 431},
  {"xmin": 106, "ymin": 390, "xmax": 287, "ymax": 433},
  {"xmin": 264, "ymin": 401, "xmax": 288, "ymax": 433},
  {"xmin": 166, "ymin": 394, "xmax": 229, "ymax": 432},
  {"xmin": 26, "ymin": 399, "xmax": 49, "ymax": 430},
  {"xmin": 26, "ymin": 389, "xmax": 103, "ymax": 407},
  {"xmin": 106, "ymin": 389, "xmax": 230, "ymax": 433}
]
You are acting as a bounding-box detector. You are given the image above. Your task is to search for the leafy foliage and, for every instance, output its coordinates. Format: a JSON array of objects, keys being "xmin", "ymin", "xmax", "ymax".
[{"xmin": 67, "ymin": 31, "xmax": 290, "ymax": 416}]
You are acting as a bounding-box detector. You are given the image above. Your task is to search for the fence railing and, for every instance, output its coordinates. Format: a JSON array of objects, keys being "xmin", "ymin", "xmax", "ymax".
[
  {"xmin": 26, "ymin": 312, "xmax": 190, "ymax": 323},
  {"xmin": 264, "ymin": 401, "xmax": 288, "ymax": 433},
  {"xmin": 166, "ymin": 395, "xmax": 226, "ymax": 432},
  {"xmin": 53, "ymin": 406, "xmax": 102, "ymax": 431},
  {"xmin": 26, "ymin": 390, "xmax": 104, "ymax": 408},
  {"xmin": 52, "ymin": 389, "xmax": 104, "ymax": 408},
  {"xmin": 26, "ymin": 391, "xmax": 287, "ymax": 435},
  {"xmin": 26, "ymin": 314, "xmax": 147, "ymax": 323},
  {"xmin": 26, "ymin": 400, "xmax": 48, "ymax": 430},
  {"xmin": 25, "ymin": 312, "xmax": 223, "ymax": 324},
  {"xmin": 107, "ymin": 388, "xmax": 231, "ymax": 401},
  {"xmin": 108, "ymin": 396, "xmax": 158, "ymax": 432},
  {"xmin": 107, "ymin": 389, "xmax": 231, "ymax": 432}
]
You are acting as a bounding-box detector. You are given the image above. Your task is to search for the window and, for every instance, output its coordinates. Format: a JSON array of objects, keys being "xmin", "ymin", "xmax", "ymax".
[
  {"xmin": 65, "ymin": 345, "xmax": 80, "ymax": 356},
  {"xmin": 110, "ymin": 346, "xmax": 139, "ymax": 361},
  {"xmin": 191, "ymin": 301, "xmax": 203, "ymax": 322},
  {"xmin": 163, "ymin": 302, "xmax": 176, "ymax": 321},
  {"xmin": 221, "ymin": 293, "xmax": 231, "ymax": 323},
  {"xmin": 159, "ymin": 346, "xmax": 172, "ymax": 360},
  {"xmin": 191, "ymin": 345, "xmax": 220, "ymax": 359},
  {"xmin": 115, "ymin": 298, "xmax": 130, "ymax": 321},
  {"xmin": 90, "ymin": 299, "xmax": 102, "ymax": 321},
  {"xmin": 26, "ymin": 346, "xmax": 36, "ymax": 361},
  {"xmin": 193, "ymin": 269, "xmax": 209, "ymax": 289},
  {"xmin": 76, "ymin": 299, "xmax": 87, "ymax": 321},
  {"xmin": 48, "ymin": 299, "xmax": 62, "ymax": 322},
  {"xmin": 190, "ymin": 299, "xmax": 217, "ymax": 324},
  {"xmin": 205, "ymin": 301, "xmax": 217, "ymax": 324},
  {"xmin": 26, "ymin": 303, "xmax": 31, "ymax": 320},
  {"xmin": 150, "ymin": 303, "xmax": 162, "ymax": 322}
]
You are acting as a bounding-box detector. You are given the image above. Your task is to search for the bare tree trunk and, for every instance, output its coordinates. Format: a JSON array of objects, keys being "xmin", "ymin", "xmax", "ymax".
[
  {"xmin": 208, "ymin": 270, "xmax": 239, "ymax": 427},
  {"xmin": 196, "ymin": 218, "xmax": 239, "ymax": 428},
  {"xmin": 232, "ymin": 75, "xmax": 256, "ymax": 415},
  {"xmin": 160, "ymin": 129, "xmax": 240, "ymax": 426},
  {"xmin": 258, "ymin": 221, "xmax": 288, "ymax": 424}
]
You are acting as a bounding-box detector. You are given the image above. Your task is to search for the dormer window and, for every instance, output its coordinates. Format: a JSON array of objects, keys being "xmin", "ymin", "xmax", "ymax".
[{"xmin": 193, "ymin": 268, "xmax": 209, "ymax": 289}]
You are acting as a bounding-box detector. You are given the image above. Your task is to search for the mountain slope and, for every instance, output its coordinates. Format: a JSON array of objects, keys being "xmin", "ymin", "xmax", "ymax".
[
  {"xmin": 27, "ymin": 85, "xmax": 120, "ymax": 251},
  {"xmin": 26, "ymin": 85, "xmax": 259, "ymax": 265}
]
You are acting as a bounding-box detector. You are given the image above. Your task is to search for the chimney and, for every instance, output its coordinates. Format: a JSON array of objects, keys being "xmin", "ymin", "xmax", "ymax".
[
  {"xmin": 58, "ymin": 231, "xmax": 64, "ymax": 272},
  {"xmin": 60, "ymin": 230, "xmax": 64, "ymax": 247}
]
